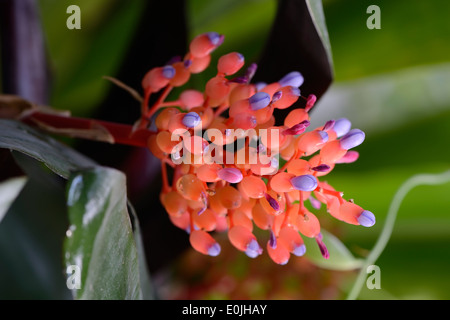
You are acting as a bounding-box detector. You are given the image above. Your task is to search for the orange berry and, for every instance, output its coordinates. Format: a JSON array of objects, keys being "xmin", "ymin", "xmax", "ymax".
[
  {"xmin": 186, "ymin": 54, "xmax": 211, "ymax": 73},
  {"xmin": 179, "ymin": 90, "xmax": 204, "ymax": 110},
  {"xmin": 169, "ymin": 61, "xmax": 190, "ymax": 87},
  {"xmin": 252, "ymin": 201, "xmax": 273, "ymax": 230},
  {"xmin": 209, "ymin": 193, "xmax": 227, "ymax": 215},
  {"xmin": 142, "ymin": 65, "xmax": 175, "ymax": 92},
  {"xmin": 271, "ymin": 86, "xmax": 300, "ymax": 110},
  {"xmin": 147, "ymin": 134, "xmax": 166, "ymax": 159},
  {"xmin": 320, "ymin": 140, "xmax": 347, "ymax": 164},
  {"xmin": 284, "ymin": 108, "xmax": 309, "ymax": 128},
  {"xmin": 267, "ymin": 240, "xmax": 290, "ymax": 265},
  {"xmin": 260, "ymin": 190, "xmax": 285, "ymax": 216},
  {"xmin": 308, "ymin": 155, "xmax": 335, "ymax": 176},
  {"xmin": 189, "ymin": 32, "xmax": 223, "ymax": 58},
  {"xmin": 286, "ymin": 159, "xmax": 310, "ymax": 175},
  {"xmin": 240, "ymin": 175, "xmax": 267, "ymax": 199},
  {"xmin": 205, "ymin": 76, "xmax": 230, "ymax": 106},
  {"xmin": 190, "ymin": 230, "xmax": 221, "ymax": 256},
  {"xmin": 161, "ymin": 191, "xmax": 187, "ymax": 217},
  {"xmin": 232, "ymin": 113, "xmax": 257, "ymax": 129},
  {"xmin": 196, "ymin": 163, "xmax": 222, "ymax": 182},
  {"xmin": 296, "ymin": 210, "xmax": 320, "ymax": 238},
  {"xmin": 228, "ymin": 99, "xmax": 251, "ymax": 118},
  {"xmin": 216, "ymin": 185, "xmax": 242, "ymax": 209},
  {"xmin": 278, "ymin": 226, "xmax": 305, "ymax": 256},
  {"xmin": 218, "ymin": 52, "xmax": 245, "ymax": 75},
  {"xmin": 270, "ymin": 172, "xmax": 296, "ymax": 193},
  {"xmin": 167, "ymin": 113, "xmax": 188, "ymax": 134},
  {"xmin": 230, "ymin": 210, "xmax": 253, "ymax": 231},
  {"xmin": 168, "ymin": 211, "xmax": 190, "ymax": 231},
  {"xmin": 238, "ymin": 197, "xmax": 256, "ymax": 218},
  {"xmin": 229, "ymin": 84, "xmax": 255, "ymax": 105},
  {"xmin": 193, "ymin": 208, "xmax": 217, "ymax": 231},
  {"xmin": 176, "ymin": 174, "xmax": 205, "ymax": 201},
  {"xmin": 155, "ymin": 107, "xmax": 180, "ymax": 131},
  {"xmin": 260, "ymin": 82, "xmax": 281, "ymax": 97},
  {"xmin": 228, "ymin": 225, "xmax": 262, "ymax": 257},
  {"xmin": 297, "ymin": 130, "xmax": 328, "ymax": 156},
  {"xmin": 184, "ymin": 135, "xmax": 209, "ymax": 155},
  {"xmin": 156, "ymin": 130, "xmax": 179, "ymax": 154}
]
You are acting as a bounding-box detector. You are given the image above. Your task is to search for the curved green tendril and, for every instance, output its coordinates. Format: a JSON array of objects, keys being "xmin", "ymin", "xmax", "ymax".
[{"xmin": 347, "ymin": 170, "xmax": 450, "ymax": 300}]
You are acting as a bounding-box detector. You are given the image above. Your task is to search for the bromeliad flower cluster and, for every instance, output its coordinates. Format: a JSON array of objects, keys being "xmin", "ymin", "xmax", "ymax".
[{"xmin": 139, "ymin": 32, "xmax": 376, "ymax": 265}]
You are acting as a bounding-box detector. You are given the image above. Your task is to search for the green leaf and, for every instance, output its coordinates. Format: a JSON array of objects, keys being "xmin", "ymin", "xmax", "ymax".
[
  {"xmin": 323, "ymin": 0, "xmax": 450, "ymax": 81},
  {"xmin": 65, "ymin": 167, "xmax": 148, "ymax": 299},
  {"xmin": 0, "ymin": 176, "xmax": 27, "ymax": 224},
  {"xmin": 40, "ymin": 0, "xmax": 146, "ymax": 116},
  {"xmin": 303, "ymin": 229, "xmax": 363, "ymax": 271},
  {"xmin": 127, "ymin": 201, "xmax": 154, "ymax": 299},
  {"xmin": 305, "ymin": 0, "xmax": 333, "ymax": 71},
  {"xmin": 0, "ymin": 119, "xmax": 96, "ymax": 178},
  {"xmin": 311, "ymin": 63, "xmax": 450, "ymax": 134},
  {"xmin": 0, "ymin": 155, "xmax": 71, "ymax": 299}
]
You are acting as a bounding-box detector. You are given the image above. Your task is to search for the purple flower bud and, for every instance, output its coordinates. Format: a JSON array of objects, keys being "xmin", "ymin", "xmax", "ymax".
[
  {"xmin": 340, "ymin": 129, "xmax": 365, "ymax": 150},
  {"xmin": 290, "ymin": 86, "xmax": 301, "ymax": 97},
  {"xmin": 249, "ymin": 92, "xmax": 271, "ymax": 111},
  {"xmin": 292, "ymin": 244, "xmax": 306, "ymax": 257},
  {"xmin": 336, "ymin": 151, "xmax": 359, "ymax": 164},
  {"xmin": 357, "ymin": 210, "xmax": 376, "ymax": 227},
  {"xmin": 269, "ymin": 231, "xmax": 277, "ymax": 249},
  {"xmin": 206, "ymin": 32, "xmax": 222, "ymax": 46},
  {"xmin": 208, "ymin": 243, "xmax": 221, "ymax": 256},
  {"xmin": 218, "ymin": 167, "xmax": 243, "ymax": 183},
  {"xmin": 265, "ymin": 193, "xmax": 280, "ymax": 211},
  {"xmin": 323, "ymin": 120, "xmax": 335, "ymax": 131},
  {"xmin": 311, "ymin": 164, "xmax": 331, "ymax": 172},
  {"xmin": 305, "ymin": 94, "xmax": 317, "ymax": 112},
  {"xmin": 245, "ymin": 63, "xmax": 258, "ymax": 81},
  {"xmin": 333, "ymin": 118, "xmax": 352, "ymax": 137},
  {"xmin": 283, "ymin": 120, "xmax": 310, "ymax": 135},
  {"xmin": 245, "ymin": 239, "xmax": 263, "ymax": 258},
  {"xmin": 309, "ymin": 196, "xmax": 322, "ymax": 210},
  {"xmin": 270, "ymin": 157, "xmax": 279, "ymax": 169},
  {"xmin": 167, "ymin": 56, "xmax": 181, "ymax": 65},
  {"xmin": 255, "ymin": 82, "xmax": 267, "ymax": 91},
  {"xmin": 315, "ymin": 234, "xmax": 329, "ymax": 259},
  {"xmin": 290, "ymin": 174, "xmax": 318, "ymax": 191},
  {"xmin": 184, "ymin": 59, "xmax": 192, "ymax": 68},
  {"xmin": 182, "ymin": 112, "xmax": 201, "ymax": 128},
  {"xmin": 318, "ymin": 130, "xmax": 329, "ymax": 143},
  {"xmin": 272, "ymin": 91, "xmax": 282, "ymax": 102},
  {"xmin": 230, "ymin": 76, "xmax": 248, "ymax": 84},
  {"xmin": 162, "ymin": 65, "xmax": 175, "ymax": 79},
  {"xmin": 279, "ymin": 71, "xmax": 304, "ymax": 88}
]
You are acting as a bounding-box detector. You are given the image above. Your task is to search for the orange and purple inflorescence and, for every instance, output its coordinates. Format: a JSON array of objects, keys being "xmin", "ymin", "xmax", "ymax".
[{"xmin": 143, "ymin": 32, "xmax": 375, "ymax": 265}]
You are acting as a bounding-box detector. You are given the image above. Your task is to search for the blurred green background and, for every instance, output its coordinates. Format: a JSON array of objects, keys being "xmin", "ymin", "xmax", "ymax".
[{"xmin": 34, "ymin": 0, "xmax": 450, "ymax": 299}]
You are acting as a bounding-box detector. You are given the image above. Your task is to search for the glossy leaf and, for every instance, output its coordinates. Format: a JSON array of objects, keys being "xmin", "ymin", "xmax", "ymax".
[
  {"xmin": 65, "ymin": 167, "xmax": 148, "ymax": 299},
  {"xmin": 0, "ymin": 155, "xmax": 71, "ymax": 299},
  {"xmin": 305, "ymin": 0, "xmax": 333, "ymax": 69},
  {"xmin": 304, "ymin": 229, "xmax": 363, "ymax": 271},
  {"xmin": 0, "ymin": 176, "xmax": 27, "ymax": 224},
  {"xmin": 0, "ymin": 119, "xmax": 96, "ymax": 178},
  {"xmin": 256, "ymin": 0, "xmax": 333, "ymax": 104}
]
